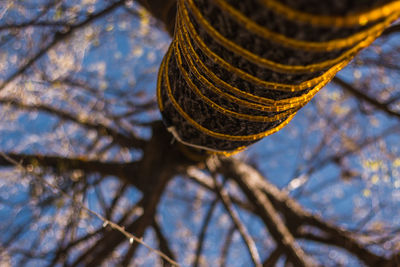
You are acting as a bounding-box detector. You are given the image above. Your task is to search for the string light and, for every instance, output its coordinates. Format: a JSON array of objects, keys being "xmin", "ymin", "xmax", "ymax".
[{"xmin": 157, "ymin": 0, "xmax": 400, "ymax": 154}]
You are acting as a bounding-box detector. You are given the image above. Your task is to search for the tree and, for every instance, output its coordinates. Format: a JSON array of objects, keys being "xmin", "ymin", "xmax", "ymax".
[{"xmin": 0, "ymin": 0, "xmax": 400, "ymax": 266}]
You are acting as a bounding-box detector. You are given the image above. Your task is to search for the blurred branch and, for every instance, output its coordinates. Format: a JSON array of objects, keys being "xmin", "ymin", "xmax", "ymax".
[
  {"xmin": 0, "ymin": 0, "xmax": 127, "ymax": 92},
  {"xmin": 210, "ymin": 170, "xmax": 262, "ymax": 267},
  {"xmin": 136, "ymin": 0, "xmax": 177, "ymax": 35},
  {"xmin": 333, "ymin": 76, "xmax": 400, "ymax": 119},
  {"xmin": 0, "ymin": 152, "xmax": 179, "ymax": 267},
  {"xmin": 186, "ymin": 167, "xmax": 254, "ymax": 212},
  {"xmin": 217, "ymin": 158, "xmax": 315, "ymax": 267},
  {"xmin": 381, "ymin": 24, "xmax": 400, "ymax": 36},
  {"xmin": 72, "ymin": 188, "xmax": 167, "ymax": 266},
  {"xmin": 219, "ymin": 225, "xmax": 235, "ymax": 267},
  {"xmin": 0, "ymin": 21, "xmax": 69, "ymax": 30},
  {"xmin": 193, "ymin": 197, "xmax": 218, "ymax": 267},
  {"xmin": 105, "ymin": 183, "xmax": 129, "ymax": 219},
  {"xmin": 0, "ymin": 0, "xmax": 63, "ymax": 32},
  {"xmin": 263, "ymin": 247, "xmax": 282, "ymax": 267},
  {"xmin": 0, "ymin": 97, "xmax": 147, "ymax": 149},
  {"xmin": 219, "ymin": 158, "xmax": 397, "ymax": 267},
  {"xmin": 0, "ymin": 152, "xmax": 137, "ymax": 180},
  {"xmin": 71, "ymin": 121, "xmax": 186, "ymax": 265},
  {"xmin": 153, "ymin": 219, "xmax": 177, "ymax": 264},
  {"xmin": 303, "ymin": 125, "xmax": 399, "ymax": 180},
  {"xmin": 187, "ymin": 156, "xmax": 399, "ymax": 266}
]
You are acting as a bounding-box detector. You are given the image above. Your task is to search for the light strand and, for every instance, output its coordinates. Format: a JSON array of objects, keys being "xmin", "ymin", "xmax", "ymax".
[{"xmin": 157, "ymin": 0, "xmax": 399, "ymax": 153}]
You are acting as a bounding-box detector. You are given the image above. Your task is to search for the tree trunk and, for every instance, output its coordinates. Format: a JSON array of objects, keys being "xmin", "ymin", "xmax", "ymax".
[{"xmin": 157, "ymin": 0, "xmax": 399, "ymax": 153}]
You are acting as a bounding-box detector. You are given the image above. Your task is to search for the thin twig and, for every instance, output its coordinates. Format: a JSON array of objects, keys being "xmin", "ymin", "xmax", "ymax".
[
  {"xmin": 218, "ymin": 158, "xmax": 316, "ymax": 267},
  {"xmin": 219, "ymin": 225, "xmax": 235, "ymax": 267},
  {"xmin": 0, "ymin": 0, "xmax": 126, "ymax": 92},
  {"xmin": 207, "ymin": 163, "xmax": 262, "ymax": 267},
  {"xmin": 193, "ymin": 197, "xmax": 219, "ymax": 267},
  {"xmin": 0, "ymin": 152, "xmax": 180, "ymax": 267}
]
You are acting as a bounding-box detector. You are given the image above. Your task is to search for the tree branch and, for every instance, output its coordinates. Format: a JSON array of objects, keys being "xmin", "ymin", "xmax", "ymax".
[
  {"xmin": 0, "ymin": 152, "xmax": 137, "ymax": 181},
  {"xmin": 217, "ymin": 158, "xmax": 316, "ymax": 267},
  {"xmin": 221, "ymin": 158, "xmax": 396, "ymax": 267},
  {"xmin": 193, "ymin": 197, "xmax": 218, "ymax": 267},
  {"xmin": 0, "ymin": 97, "xmax": 147, "ymax": 149},
  {"xmin": 333, "ymin": 76, "xmax": 400, "ymax": 120},
  {"xmin": 381, "ymin": 24, "xmax": 400, "ymax": 36},
  {"xmin": 136, "ymin": 0, "xmax": 177, "ymax": 35},
  {"xmin": 153, "ymin": 219, "xmax": 177, "ymax": 264},
  {"xmin": 263, "ymin": 247, "xmax": 282, "ymax": 267},
  {"xmin": 211, "ymin": 173, "xmax": 262, "ymax": 267},
  {"xmin": 0, "ymin": 0, "xmax": 126, "ymax": 92},
  {"xmin": 219, "ymin": 225, "xmax": 235, "ymax": 267}
]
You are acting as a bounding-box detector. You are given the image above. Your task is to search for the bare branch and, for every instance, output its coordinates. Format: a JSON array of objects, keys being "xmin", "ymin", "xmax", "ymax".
[
  {"xmin": 193, "ymin": 197, "xmax": 218, "ymax": 267},
  {"xmin": 0, "ymin": 152, "xmax": 179, "ymax": 267},
  {"xmin": 333, "ymin": 76, "xmax": 400, "ymax": 120},
  {"xmin": 217, "ymin": 158, "xmax": 316, "ymax": 267},
  {"xmin": 153, "ymin": 219, "xmax": 177, "ymax": 264},
  {"xmin": 263, "ymin": 247, "xmax": 282, "ymax": 267},
  {"xmin": 0, "ymin": 97, "xmax": 147, "ymax": 149},
  {"xmin": 0, "ymin": 0, "xmax": 127, "ymax": 92},
  {"xmin": 220, "ymin": 158, "xmax": 396, "ymax": 267},
  {"xmin": 210, "ymin": 171, "xmax": 262, "ymax": 267},
  {"xmin": 381, "ymin": 24, "xmax": 400, "ymax": 36},
  {"xmin": 219, "ymin": 225, "xmax": 235, "ymax": 267},
  {"xmin": 0, "ymin": 152, "xmax": 137, "ymax": 180}
]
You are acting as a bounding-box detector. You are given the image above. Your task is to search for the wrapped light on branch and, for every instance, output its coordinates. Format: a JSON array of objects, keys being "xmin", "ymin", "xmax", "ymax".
[{"xmin": 157, "ymin": 0, "xmax": 400, "ymax": 155}]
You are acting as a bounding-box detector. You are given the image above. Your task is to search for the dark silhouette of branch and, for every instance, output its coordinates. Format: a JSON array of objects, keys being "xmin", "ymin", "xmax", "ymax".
[
  {"xmin": 136, "ymin": 0, "xmax": 177, "ymax": 35},
  {"xmin": 263, "ymin": 247, "xmax": 282, "ymax": 267},
  {"xmin": 71, "ymin": 179, "xmax": 167, "ymax": 266},
  {"xmin": 0, "ymin": 0, "xmax": 127, "ymax": 92},
  {"xmin": 382, "ymin": 24, "xmax": 400, "ymax": 36},
  {"xmin": 67, "ymin": 122, "xmax": 192, "ymax": 266},
  {"xmin": 333, "ymin": 76, "xmax": 400, "ymax": 120},
  {"xmin": 0, "ymin": 152, "xmax": 137, "ymax": 179},
  {"xmin": 210, "ymin": 170, "xmax": 262, "ymax": 267},
  {"xmin": 0, "ymin": 97, "xmax": 147, "ymax": 149},
  {"xmin": 219, "ymin": 225, "xmax": 235, "ymax": 267},
  {"xmin": 193, "ymin": 197, "xmax": 218, "ymax": 267},
  {"xmin": 47, "ymin": 225, "xmax": 105, "ymax": 267},
  {"xmin": 0, "ymin": 152, "xmax": 179, "ymax": 267},
  {"xmin": 186, "ymin": 167, "xmax": 255, "ymax": 213},
  {"xmin": 219, "ymin": 158, "xmax": 397, "ymax": 267},
  {"xmin": 105, "ymin": 183, "xmax": 129, "ymax": 219},
  {"xmin": 1, "ymin": 0, "xmax": 399, "ymax": 266},
  {"xmin": 0, "ymin": 21, "xmax": 69, "ymax": 30},
  {"xmin": 153, "ymin": 219, "xmax": 177, "ymax": 264},
  {"xmin": 186, "ymin": 154, "xmax": 400, "ymax": 266},
  {"xmin": 217, "ymin": 158, "xmax": 316, "ymax": 267}
]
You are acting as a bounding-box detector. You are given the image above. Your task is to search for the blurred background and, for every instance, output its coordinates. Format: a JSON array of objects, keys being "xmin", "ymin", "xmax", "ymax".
[{"xmin": 0, "ymin": 0, "xmax": 399, "ymax": 266}]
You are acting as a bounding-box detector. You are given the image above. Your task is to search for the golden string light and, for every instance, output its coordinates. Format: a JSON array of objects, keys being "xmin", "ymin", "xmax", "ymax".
[
  {"xmin": 157, "ymin": 0, "xmax": 400, "ymax": 155},
  {"xmin": 260, "ymin": 0, "xmax": 400, "ymax": 27}
]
